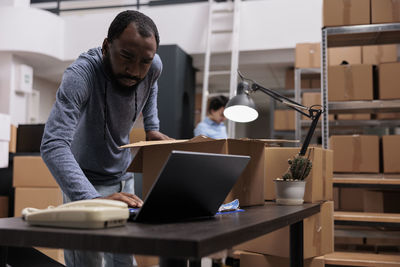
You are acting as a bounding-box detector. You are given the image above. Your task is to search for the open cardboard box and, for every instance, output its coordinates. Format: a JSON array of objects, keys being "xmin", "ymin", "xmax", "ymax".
[{"xmin": 122, "ymin": 136, "xmax": 295, "ymax": 207}]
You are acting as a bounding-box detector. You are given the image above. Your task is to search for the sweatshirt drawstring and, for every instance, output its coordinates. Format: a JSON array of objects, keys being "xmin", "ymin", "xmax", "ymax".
[{"xmin": 133, "ymin": 89, "xmax": 137, "ymax": 122}]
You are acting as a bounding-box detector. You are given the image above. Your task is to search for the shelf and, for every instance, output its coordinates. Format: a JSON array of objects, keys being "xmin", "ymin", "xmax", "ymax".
[
  {"xmin": 301, "ymin": 119, "xmax": 400, "ymax": 128},
  {"xmin": 334, "ymin": 211, "xmax": 400, "ymax": 227},
  {"xmin": 328, "ymin": 100, "xmax": 400, "ymax": 114},
  {"xmin": 324, "ymin": 23, "xmax": 400, "ymax": 47},
  {"xmin": 333, "ymin": 173, "xmax": 400, "ymax": 189}
]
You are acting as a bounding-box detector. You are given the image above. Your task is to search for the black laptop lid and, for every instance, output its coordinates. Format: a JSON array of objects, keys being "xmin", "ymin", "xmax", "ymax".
[{"xmin": 134, "ymin": 150, "xmax": 250, "ymax": 223}]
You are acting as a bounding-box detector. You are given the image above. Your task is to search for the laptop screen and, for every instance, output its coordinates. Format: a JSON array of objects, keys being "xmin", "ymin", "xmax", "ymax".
[{"xmin": 133, "ymin": 150, "xmax": 250, "ymax": 223}]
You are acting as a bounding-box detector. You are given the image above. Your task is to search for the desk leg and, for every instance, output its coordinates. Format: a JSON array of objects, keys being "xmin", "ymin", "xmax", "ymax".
[
  {"xmin": 290, "ymin": 220, "xmax": 303, "ymax": 267},
  {"xmin": 0, "ymin": 246, "xmax": 7, "ymax": 267}
]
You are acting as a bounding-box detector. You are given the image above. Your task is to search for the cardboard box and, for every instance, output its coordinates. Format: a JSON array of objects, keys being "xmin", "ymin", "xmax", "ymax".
[
  {"xmin": 328, "ymin": 47, "xmax": 362, "ymax": 66},
  {"xmin": 234, "ymin": 201, "xmax": 334, "ymax": 259},
  {"xmin": 379, "ymin": 62, "xmax": 400, "ymax": 100},
  {"xmin": 0, "ymin": 196, "xmax": 8, "ymax": 218},
  {"xmin": 9, "ymin": 125, "xmax": 17, "ymax": 153},
  {"xmin": 362, "ymin": 45, "xmax": 398, "ymax": 65},
  {"xmin": 311, "ymin": 78, "xmax": 321, "ymax": 89},
  {"xmin": 35, "ymin": 247, "xmax": 64, "ymax": 265},
  {"xmin": 323, "ymin": 0, "xmax": 370, "ymax": 27},
  {"xmin": 13, "ymin": 156, "xmax": 58, "ymax": 187},
  {"xmin": 330, "ymin": 135, "xmax": 380, "ymax": 173},
  {"xmin": 364, "ymin": 190, "xmax": 400, "ymax": 213},
  {"xmin": 124, "ymin": 136, "xmax": 289, "ymax": 206},
  {"xmin": 130, "ymin": 128, "xmax": 146, "ymax": 144},
  {"xmin": 0, "ymin": 141, "xmax": 9, "ymax": 168},
  {"xmin": 339, "ymin": 188, "xmax": 365, "ymax": 211},
  {"xmin": 274, "ymin": 110, "xmax": 295, "ymax": 131},
  {"xmin": 264, "ymin": 147, "xmax": 333, "ymax": 203},
  {"xmin": 376, "ymin": 113, "xmax": 400, "ymax": 120},
  {"xmin": 382, "ymin": 135, "xmax": 400, "ymax": 173},
  {"xmin": 284, "ymin": 69, "xmax": 312, "ymax": 89},
  {"xmin": 0, "ymin": 113, "xmax": 11, "ymax": 141},
  {"xmin": 295, "ymin": 43, "xmax": 320, "ymax": 69},
  {"xmin": 333, "ymin": 187, "xmax": 339, "ymax": 210},
  {"xmin": 14, "ymin": 187, "xmax": 63, "ymax": 217},
  {"xmin": 371, "ymin": 0, "xmax": 400, "ymax": 24},
  {"xmin": 135, "ymin": 255, "xmax": 159, "ymax": 267},
  {"xmin": 239, "ymin": 251, "xmax": 324, "ymax": 267},
  {"xmin": 336, "ymin": 113, "xmax": 371, "ymax": 120},
  {"xmin": 328, "ymin": 64, "xmax": 374, "ymax": 101}
]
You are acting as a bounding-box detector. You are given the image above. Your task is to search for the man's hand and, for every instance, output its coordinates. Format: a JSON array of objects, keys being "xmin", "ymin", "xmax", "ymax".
[
  {"xmin": 146, "ymin": 130, "xmax": 173, "ymax": 141},
  {"xmin": 101, "ymin": 192, "xmax": 143, "ymax": 208}
]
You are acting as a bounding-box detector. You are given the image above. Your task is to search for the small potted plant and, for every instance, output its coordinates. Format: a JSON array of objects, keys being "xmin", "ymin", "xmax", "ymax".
[{"xmin": 274, "ymin": 151, "xmax": 312, "ymax": 205}]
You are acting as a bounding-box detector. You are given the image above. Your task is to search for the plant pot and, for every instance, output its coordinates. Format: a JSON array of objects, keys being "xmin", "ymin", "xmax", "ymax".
[{"xmin": 274, "ymin": 179, "xmax": 306, "ymax": 205}]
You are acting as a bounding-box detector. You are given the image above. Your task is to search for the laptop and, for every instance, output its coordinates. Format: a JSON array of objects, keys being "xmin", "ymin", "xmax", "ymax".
[{"xmin": 129, "ymin": 150, "xmax": 250, "ymax": 223}]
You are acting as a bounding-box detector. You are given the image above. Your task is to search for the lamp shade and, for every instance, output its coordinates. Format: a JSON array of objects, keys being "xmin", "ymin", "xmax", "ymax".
[{"xmin": 224, "ymin": 93, "xmax": 258, "ymax": 123}]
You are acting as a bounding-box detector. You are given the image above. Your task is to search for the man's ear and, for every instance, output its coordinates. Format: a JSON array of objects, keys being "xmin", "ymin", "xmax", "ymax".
[{"xmin": 102, "ymin": 38, "xmax": 109, "ymax": 57}]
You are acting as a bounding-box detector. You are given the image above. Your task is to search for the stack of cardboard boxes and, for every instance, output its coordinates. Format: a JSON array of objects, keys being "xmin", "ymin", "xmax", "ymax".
[
  {"xmin": 323, "ymin": 0, "xmax": 400, "ymax": 27},
  {"xmin": 233, "ymin": 146, "xmax": 334, "ymax": 266},
  {"xmin": 13, "ymin": 156, "xmax": 64, "ymax": 264},
  {"xmin": 331, "ymin": 134, "xmax": 400, "ymax": 213}
]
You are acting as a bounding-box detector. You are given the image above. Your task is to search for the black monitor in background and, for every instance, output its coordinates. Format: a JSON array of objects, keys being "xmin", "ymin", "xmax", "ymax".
[{"xmin": 16, "ymin": 124, "xmax": 45, "ymax": 153}]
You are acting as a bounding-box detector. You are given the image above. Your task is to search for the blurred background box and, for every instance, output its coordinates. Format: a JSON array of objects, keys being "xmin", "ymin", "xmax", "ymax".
[
  {"xmin": 13, "ymin": 156, "xmax": 57, "ymax": 187},
  {"xmin": 273, "ymin": 110, "xmax": 295, "ymax": 131},
  {"xmin": 371, "ymin": 0, "xmax": 400, "ymax": 24},
  {"xmin": 328, "ymin": 47, "xmax": 362, "ymax": 66},
  {"xmin": 328, "ymin": 64, "xmax": 374, "ymax": 101},
  {"xmin": 323, "ymin": 0, "xmax": 370, "ymax": 27},
  {"xmin": 330, "ymin": 135, "xmax": 379, "ymax": 173},
  {"xmin": 239, "ymin": 251, "xmax": 324, "ymax": 267},
  {"xmin": 14, "ymin": 187, "xmax": 62, "ymax": 217},
  {"xmin": 382, "ymin": 135, "xmax": 400, "ymax": 173},
  {"xmin": 0, "ymin": 196, "xmax": 8, "ymax": 218},
  {"xmin": 336, "ymin": 114, "xmax": 371, "ymax": 120},
  {"xmin": 295, "ymin": 43, "xmax": 320, "ymax": 69},
  {"xmin": 379, "ymin": 62, "xmax": 400, "ymax": 100},
  {"xmin": 9, "ymin": 125, "xmax": 17, "ymax": 153},
  {"xmin": 16, "ymin": 124, "xmax": 45, "ymax": 153},
  {"xmin": 362, "ymin": 45, "xmax": 398, "ymax": 65}
]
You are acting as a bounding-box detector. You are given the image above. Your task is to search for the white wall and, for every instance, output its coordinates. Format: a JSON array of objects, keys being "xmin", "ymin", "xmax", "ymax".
[
  {"xmin": 0, "ymin": 53, "xmax": 13, "ymax": 114},
  {"xmin": 0, "ymin": 7, "xmax": 64, "ymax": 59},
  {"xmin": 33, "ymin": 76, "xmax": 58, "ymax": 123}
]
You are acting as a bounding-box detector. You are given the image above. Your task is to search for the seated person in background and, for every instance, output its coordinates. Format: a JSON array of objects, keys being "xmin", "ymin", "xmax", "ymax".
[{"xmin": 194, "ymin": 95, "xmax": 228, "ymax": 139}]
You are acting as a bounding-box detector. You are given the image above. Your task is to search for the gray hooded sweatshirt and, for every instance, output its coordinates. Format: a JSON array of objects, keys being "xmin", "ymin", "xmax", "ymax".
[{"xmin": 41, "ymin": 47, "xmax": 162, "ymax": 201}]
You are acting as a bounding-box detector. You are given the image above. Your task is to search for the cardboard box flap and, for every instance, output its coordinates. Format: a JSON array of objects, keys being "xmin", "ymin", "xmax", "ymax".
[
  {"xmin": 120, "ymin": 135, "xmax": 217, "ymax": 149},
  {"xmin": 235, "ymin": 138, "xmax": 300, "ymax": 145},
  {"xmin": 125, "ymin": 136, "xmax": 222, "ymax": 173}
]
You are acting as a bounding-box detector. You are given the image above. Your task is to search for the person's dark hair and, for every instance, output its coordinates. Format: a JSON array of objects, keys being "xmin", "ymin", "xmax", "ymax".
[
  {"xmin": 208, "ymin": 95, "xmax": 229, "ymax": 113},
  {"xmin": 107, "ymin": 10, "xmax": 160, "ymax": 48}
]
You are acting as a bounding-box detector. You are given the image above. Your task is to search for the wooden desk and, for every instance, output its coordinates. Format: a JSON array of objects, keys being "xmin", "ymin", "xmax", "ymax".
[{"xmin": 0, "ymin": 202, "xmax": 320, "ymax": 267}]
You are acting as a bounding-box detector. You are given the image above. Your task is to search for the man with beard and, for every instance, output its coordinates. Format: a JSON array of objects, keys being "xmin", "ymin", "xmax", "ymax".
[{"xmin": 41, "ymin": 10, "xmax": 170, "ymax": 267}]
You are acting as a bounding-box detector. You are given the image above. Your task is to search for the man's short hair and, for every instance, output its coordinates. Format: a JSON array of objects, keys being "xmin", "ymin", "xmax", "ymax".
[
  {"xmin": 107, "ymin": 10, "xmax": 160, "ymax": 48},
  {"xmin": 208, "ymin": 95, "xmax": 229, "ymax": 113}
]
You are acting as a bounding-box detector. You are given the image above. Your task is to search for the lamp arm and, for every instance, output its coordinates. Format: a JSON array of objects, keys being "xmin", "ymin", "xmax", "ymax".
[
  {"xmin": 299, "ymin": 109, "xmax": 322, "ymax": 156},
  {"xmin": 251, "ymin": 83, "xmax": 311, "ymax": 118}
]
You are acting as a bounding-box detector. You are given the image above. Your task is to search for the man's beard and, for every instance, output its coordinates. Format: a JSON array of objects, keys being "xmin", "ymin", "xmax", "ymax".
[{"xmin": 102, "ymin": 53, "xmax": 142, "ymax": 95}]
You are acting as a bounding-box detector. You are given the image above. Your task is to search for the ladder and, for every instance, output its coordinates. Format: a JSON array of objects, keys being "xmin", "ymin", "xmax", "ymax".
[{"xmin": 201, "ymin": 0, "xmax": 241, "ymax": 138}]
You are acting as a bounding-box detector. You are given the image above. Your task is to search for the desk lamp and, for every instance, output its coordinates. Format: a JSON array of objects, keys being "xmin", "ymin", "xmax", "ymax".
[{"xmin": 224, "ymin": 71, "xmax": 324, "ymax": 157}]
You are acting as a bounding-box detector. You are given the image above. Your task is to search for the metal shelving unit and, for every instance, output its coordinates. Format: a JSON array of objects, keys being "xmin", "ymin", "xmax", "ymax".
[{"xmin": 321, "ymin": 23, "xmax": 400, "ymax": 149}]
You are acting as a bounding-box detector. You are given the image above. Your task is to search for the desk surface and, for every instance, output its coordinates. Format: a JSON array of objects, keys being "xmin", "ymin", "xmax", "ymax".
[{"xmin": 0, "ymin": 202, "xmax": 320, "ymax": 258}]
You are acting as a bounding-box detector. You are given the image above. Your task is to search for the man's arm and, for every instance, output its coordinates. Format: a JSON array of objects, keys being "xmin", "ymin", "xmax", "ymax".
[{"xmin": 41, "ymin": 68, "xmax": 101, "ymax": 201}]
